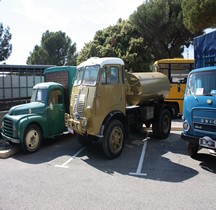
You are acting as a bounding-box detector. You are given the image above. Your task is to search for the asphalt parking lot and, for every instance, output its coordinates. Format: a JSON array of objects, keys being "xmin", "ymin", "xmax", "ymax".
[{"xmin": 0, "ymin": 124, "xmax": 215, "ymax": 210}]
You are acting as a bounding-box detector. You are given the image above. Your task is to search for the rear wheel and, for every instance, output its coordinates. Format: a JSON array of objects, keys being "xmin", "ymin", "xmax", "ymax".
[
  {"xmin": 152, "ymin": 109, "xmax": 171, "ymax": 139},
  {"xmin": 22, "ymin": 125, "xmax": 42, "ymax": 153},
  {"xmin": 102, "ymin": 120, "xmax": 125, "ymax": 159}
]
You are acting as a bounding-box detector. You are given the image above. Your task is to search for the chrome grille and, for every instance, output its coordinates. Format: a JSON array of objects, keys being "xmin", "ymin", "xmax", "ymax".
[
  {"xmin": 3, "ymin": 118, "xmax": 13, "ymax": 137},
  {"xmin": 73, "ymin": 94, "xmax": 85, "ymax": 118},
  {"xmin": 193, "ymin": 109, "xmax": 216, "ymax": 132}
]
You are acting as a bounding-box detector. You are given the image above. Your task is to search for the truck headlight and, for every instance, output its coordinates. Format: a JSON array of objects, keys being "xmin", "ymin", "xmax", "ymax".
[{"xmin": 183, "ymin": 120, "xmax": 190, "ymax": 131}]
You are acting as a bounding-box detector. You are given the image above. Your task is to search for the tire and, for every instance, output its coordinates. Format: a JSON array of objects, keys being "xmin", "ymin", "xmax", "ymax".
[
  {"xmin": 171, "ymin": 104, "xmax": 178, "ymax": 119},
  {"xmin": 187, "ymin": 142, "xmax": 198, "ymax": 158},
  {"xmin": 102, "ymin": 120, "xmax": 125, "ymax": 159},
  {"xmin": 152, "ymin": 109, "xmax": 171, "ymax": 139},
  {"xmin": 76, "ymin": 134, "xmax": 95, "ymax": 146},
  {"xmin": 22, "ymin": 124, "xmax": 42, "ymax": 153}
]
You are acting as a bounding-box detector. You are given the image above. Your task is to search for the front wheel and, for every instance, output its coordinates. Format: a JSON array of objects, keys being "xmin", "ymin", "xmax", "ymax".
[
  {"xmin": 101, "ymin": 120, "xmax": 125, "ymax": 159},
  {"xmin": 152, "ymin": 109, "xmax": 171, "ymax": 139},
  {"xmin": 22, "ymin": 124, "xmax": 42, "ymax": 153}
]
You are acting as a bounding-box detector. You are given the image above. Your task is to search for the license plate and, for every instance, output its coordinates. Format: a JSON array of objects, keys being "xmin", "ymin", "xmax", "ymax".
[
  {"xmin": 199, "ymin": 137, "xmax": 216, "ymax": 149},
  {"xmin": 67, "ymin": 127, "xmax": 74, "ymax": 134}
]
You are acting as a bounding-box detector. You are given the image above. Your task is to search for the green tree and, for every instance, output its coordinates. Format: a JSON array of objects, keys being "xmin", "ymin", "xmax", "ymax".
[
  {"xmin": 182, "ymin": 0, "xmax": 216, "ymax": 33},
  {"xmin": 27, "ymin": 30, "xmax": 77, "ymax": 65},
  {"xmin": 77, "ymin": 19, "xmax": 152, "ymax": 71},
  {"xmin": 0, "ymin": 23, "xmax": 12, "ymax": 62},
  {"xmin": 130, "ymin": 0, "xmax": 199, "ymax": 60}
]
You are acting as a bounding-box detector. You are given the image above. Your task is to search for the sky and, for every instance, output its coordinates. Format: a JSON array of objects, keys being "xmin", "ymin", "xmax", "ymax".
[{"xmin": 0, "ymin": 0, "xmax": 195, "ymax": 65}]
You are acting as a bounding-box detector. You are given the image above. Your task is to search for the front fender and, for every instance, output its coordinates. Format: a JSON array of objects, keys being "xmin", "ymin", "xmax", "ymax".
[
  {"xmin": 18, "ymin": 115, "xmax": 47, "ymax": 142},
  {"xmin": 100, "ymin": 111, "xmax": 127, "ymax": 136}
]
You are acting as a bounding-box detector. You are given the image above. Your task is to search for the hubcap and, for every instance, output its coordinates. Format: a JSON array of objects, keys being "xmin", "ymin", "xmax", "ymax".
[
  {"xmin": 26, "ymin": 130, "xmax": 39, "ymax": 150},
  {"xmin": 109, "ymin": 127, "xmax": 123, "ymax": 153}
]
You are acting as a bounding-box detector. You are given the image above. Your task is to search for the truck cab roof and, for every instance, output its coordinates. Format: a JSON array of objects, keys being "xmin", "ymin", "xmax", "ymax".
[
  {"xmin": 190, "ymin": 66, "xmax": 216, "ymax": 74},
  {"xmin": 33, "ymin": 82, "xmax": 63, "ymax": 89},
  {"xmin": 78, "ymin": 57, "xmax": 125, "ymax": 68}
]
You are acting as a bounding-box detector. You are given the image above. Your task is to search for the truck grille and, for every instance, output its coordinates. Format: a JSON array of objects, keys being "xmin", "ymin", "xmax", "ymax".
[
  {"xmin": 193, "ymin": 109, "xmax": 216, "ymax": 132},
  {"xmin": 3, "ymin": 118, "xmax": 13, "ymax": 137},
  {"xmin": 73, "ymin": 94, "xmax": 85, "ymax": 118}
]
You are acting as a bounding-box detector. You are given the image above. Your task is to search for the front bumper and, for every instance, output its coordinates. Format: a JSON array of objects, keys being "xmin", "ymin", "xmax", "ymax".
[
  {"xmin": 1, "ymin": 132, "xmax": 20, "ymax": 144},
  {"xmin": 181, "ymin": 132, "xmax": 216, "ymax": 150}
]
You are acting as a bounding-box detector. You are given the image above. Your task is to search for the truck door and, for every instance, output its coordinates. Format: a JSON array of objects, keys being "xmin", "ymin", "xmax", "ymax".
[
  {"xmin": 96, "ymin": 65, "xmax": 125, "ymax": 118},
  {"xmin": 47, "ymin": 88, "xmax": 65, "ymax": 135}
]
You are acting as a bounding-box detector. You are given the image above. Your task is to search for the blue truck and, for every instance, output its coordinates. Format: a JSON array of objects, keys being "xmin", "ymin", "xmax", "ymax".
[
  {"xmin": 182, "ymin": 30, "xmax": 216, "ymax": 157},
  {"xmin": 1, "ymin": 66, "xmax": 76, "ymax": 153}
]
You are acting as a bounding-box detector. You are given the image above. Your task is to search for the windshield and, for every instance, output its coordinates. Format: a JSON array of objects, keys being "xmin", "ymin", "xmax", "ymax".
[
  {"xmin": 31, "ymin": 89, "xmax": 48, "ymax": 103},
  {"xmin": 73, "ymin": 65, "xmax": 100, "ymax": 86},
  {"xmin": 186, "ymin": 71, "xmax": 216, "ymax": 96}
]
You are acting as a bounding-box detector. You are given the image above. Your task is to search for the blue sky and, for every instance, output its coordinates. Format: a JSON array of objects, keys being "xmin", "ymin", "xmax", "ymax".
[{"xmin": 0, "ymin": 0, "xmax": 196, "ymax": 64}]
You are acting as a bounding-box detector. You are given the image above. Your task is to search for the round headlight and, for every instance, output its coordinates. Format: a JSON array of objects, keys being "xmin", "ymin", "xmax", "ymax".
[{"xmin": 183, "ymin": 120, "xmax": 190, "ymax": 131}]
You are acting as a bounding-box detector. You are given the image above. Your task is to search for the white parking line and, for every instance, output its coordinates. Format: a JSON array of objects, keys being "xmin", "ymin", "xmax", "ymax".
[
  {"xmin": 129, "ymin": 139, "xmax": 148, "ymax": 176},
  {"xmin": 55, "ymin": 147, "xmax": 86, "ymax": 168}
]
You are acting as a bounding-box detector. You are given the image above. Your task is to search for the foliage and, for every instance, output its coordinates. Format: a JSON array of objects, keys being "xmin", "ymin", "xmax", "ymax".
[
  {"xmin": 182, "ymin": 0, "xmax": 216, "ymax": 33},
  {"xmin": 0, "ymin": 23, "xmax": 12, "ymax": 62},
  {"xmin": 130, "ymin": 0, "xmax": 199, "ymax": 60},
  {"xmin": 77, "ymin": 19, "xmax": 152, "ymax": 72},
  {"xmin": 27, "ymin": 30, "xmax": 77, "ymax": 65}
]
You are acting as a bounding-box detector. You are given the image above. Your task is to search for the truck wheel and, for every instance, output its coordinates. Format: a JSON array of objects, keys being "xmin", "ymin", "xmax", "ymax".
[
  {"xmin": 152, "ymin": 109, "xmax": 171, "ymax": 139},
  {"xmin": 187, "ymin": 142, "xmax": 198, "ymax": 158},
  {"xmin": 102, "ymin": 120, "xmax": 125, "ymax": 159},
  {"xmin": 22, "ymin": 125, "xmax": 42, "ymax": 153}
]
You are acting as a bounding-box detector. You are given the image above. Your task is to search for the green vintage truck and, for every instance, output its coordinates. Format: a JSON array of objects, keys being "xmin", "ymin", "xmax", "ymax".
[{"xmin": 1, "ymin": 66, "xmax": 76, "ymax": 153}]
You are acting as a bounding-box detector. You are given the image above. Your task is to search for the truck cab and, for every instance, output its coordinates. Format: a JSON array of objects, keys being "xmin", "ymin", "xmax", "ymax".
[
  {"xmin": 182, "ymin": 67, "xmax": 216, "ymax": 156},
  {"xmin": 1, "ymin": 82, "xmax": 65, "ymax": 153}
]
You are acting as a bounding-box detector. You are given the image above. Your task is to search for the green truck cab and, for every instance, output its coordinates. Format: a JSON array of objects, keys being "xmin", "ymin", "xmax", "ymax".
[{"xmin": 1, "ymin": 66, "xmax": 76, "ymax": 153}]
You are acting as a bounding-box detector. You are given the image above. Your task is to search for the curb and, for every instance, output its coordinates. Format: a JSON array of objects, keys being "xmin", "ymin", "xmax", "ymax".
[
  {"xmin": 0, "ymin": 146, "xmax": 21, "ymax": 159},
  {"xmin": 0, "ymin": 139, "xmax": 21, "ymax": 159}
]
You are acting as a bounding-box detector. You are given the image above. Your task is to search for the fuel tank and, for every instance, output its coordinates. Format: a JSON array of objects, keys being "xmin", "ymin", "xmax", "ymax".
[{"xmin": 126, "ymin": 72, "xmax": 170, "ymax": 106}]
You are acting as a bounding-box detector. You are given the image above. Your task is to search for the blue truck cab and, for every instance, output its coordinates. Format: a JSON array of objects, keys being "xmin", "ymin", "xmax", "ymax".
[{"xmin": 182, "ymin": 31, "xmax": 216, "ymax": 157}]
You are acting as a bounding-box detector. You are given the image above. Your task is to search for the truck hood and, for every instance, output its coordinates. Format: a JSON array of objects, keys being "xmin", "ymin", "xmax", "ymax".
[{"xmin": 8, "ymin": 102, "xmax": 46, "ymax": 116}]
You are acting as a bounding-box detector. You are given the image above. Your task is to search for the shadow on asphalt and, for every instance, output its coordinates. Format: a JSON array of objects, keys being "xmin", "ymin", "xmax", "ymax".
[
  {"xmin": 10, "ymin": 129, "xmax": 215, "ymax": 182},
  {"xmin": 78, "ymin": 130, "xmax": 200, "ymax": 183},
  {"xmin": 193, "ymin": 153, "xmax": 216, "ymax": 174}
]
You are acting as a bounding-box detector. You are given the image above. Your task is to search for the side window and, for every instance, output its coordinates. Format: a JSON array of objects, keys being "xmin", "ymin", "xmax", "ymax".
[
  {"xmin": 100, "ymin": 66, "xmax": 119, "ymax": 84},
  {"xmin": 49, "ymin": 89, "xmax": 63, "ymax": 105}
]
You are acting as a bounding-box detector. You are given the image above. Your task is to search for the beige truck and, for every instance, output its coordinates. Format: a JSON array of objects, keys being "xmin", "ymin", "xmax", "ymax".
[{"xmin": 65, "ymin": 57, "xmax": 172, "ymax": 159}]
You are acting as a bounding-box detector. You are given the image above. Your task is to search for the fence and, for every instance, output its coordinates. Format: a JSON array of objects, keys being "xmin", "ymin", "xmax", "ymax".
[{"xmin": 0, "ymin": 64, "xmax": 53, "ymax": 111}]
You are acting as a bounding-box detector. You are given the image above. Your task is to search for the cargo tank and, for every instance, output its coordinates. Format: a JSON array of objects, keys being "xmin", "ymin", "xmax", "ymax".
[{"xmin": 126, "ymin": 71, "xmax": 170, "ymax": 105}]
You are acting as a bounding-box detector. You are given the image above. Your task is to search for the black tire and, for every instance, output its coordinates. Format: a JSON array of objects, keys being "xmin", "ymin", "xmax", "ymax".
[
  {"xmin": 101, "ymin": 120, "xmax": 125, "ymax": 159},
  {"xmin": 187, "ymin": 142, "xmax": 198, "ymax": 158},
  {"xmin": 22, "ymin": 124, "xmax": 42, "ymax": 153},
  {"xmin": 171, "ymin": 104, "xmax": 178, "ymax": 119},
  {"xmin": 76, "ymin": 134, "xmax": 95, "ymax": 146},
  {"xmin": 152, "ymin": 109, "xmax": 171, "ymax": 139}
]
